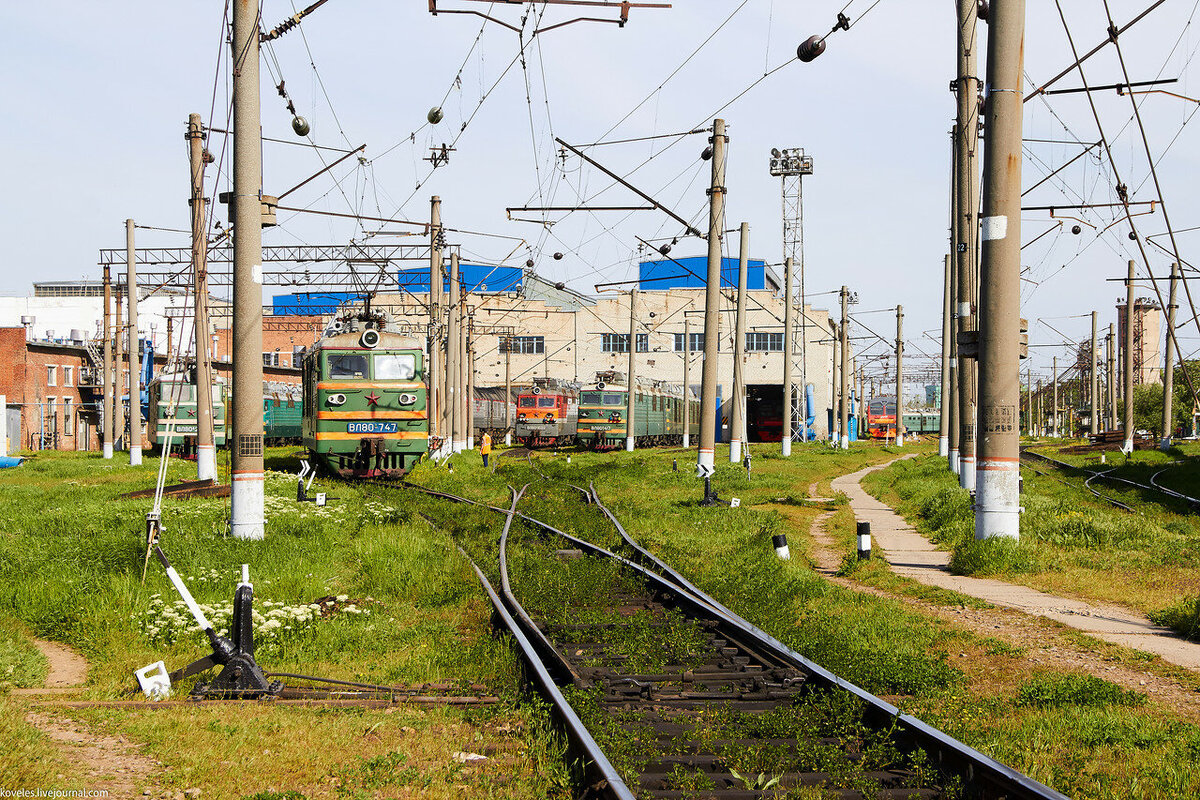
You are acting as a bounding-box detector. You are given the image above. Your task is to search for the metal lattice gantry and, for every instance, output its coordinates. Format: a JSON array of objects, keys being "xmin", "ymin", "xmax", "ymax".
[
  {"xmin": 97, "ymin": 242, "xmax": 458, "ymax": 293},
  {"xmin": 770, "ymin": 147, "xmax": 814, "ymax": 440}
]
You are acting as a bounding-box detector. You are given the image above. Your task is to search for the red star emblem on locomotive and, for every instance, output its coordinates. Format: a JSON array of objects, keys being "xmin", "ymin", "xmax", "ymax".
[{"xmin": 365, "ymin": 391, "xmax": 381, "ymax": 407}]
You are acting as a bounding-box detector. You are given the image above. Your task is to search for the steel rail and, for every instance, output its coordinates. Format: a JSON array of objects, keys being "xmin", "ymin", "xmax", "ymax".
[
  {"xmin": 1020, "ymin": 448, "xmax": 1136, "ymax": 512},
  {"xmin": 458, "ymin": 547, "xmax": 637, "ymax": 800},
  {"xmin": 401, "ymin": 478, "xmax": 1068, "ymax": 800}
]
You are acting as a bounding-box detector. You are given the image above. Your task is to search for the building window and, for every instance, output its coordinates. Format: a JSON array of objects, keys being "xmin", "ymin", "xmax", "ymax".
[
  {"xmin": 504, "ymin": 336, "xmax": 544, "ymax": 355},
  {"xmin": 62, "ymin": 398, "xmax": 73, "ymax": 434},
  {"xmin": 746, "ymin": 332, "xmax": 784, "ymax": 352},
  {"xmin": 601, "ymin": 333, "xmax": 649, "ymax": 353},
  {"xmin": 673, "ymin": 333, "xmax": 706, "ymax": 352},
  {"xmin": 263, "ymin": 352, "xmax": 280, "ymax": 367},
  {"xmin": 64, "ymin": 366, "xmax": 74, "ymax": 386},
  {"xmin": 46, "ymin": 397, "xmax": 57, "ymax": 434},
  {"xmin": 47, "ymin": 366, "xmax": 57, "ymax": 386}
]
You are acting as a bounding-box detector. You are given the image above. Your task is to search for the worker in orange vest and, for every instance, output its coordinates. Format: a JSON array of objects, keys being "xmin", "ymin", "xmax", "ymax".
[{"xmin": 480, "ymin": 430, "xmax": 492, "ymax": 468}]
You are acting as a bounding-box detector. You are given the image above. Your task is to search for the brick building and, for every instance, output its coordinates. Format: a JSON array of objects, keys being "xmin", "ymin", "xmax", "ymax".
[{"xmin": 0, "ymin": 327, "xmax": 99, "ymax": 451}]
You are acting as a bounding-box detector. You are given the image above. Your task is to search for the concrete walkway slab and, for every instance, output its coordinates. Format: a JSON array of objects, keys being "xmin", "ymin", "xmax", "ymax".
[{"xmin": 833, "ymin": 458, "xmax": 1200, "ymax": 671}]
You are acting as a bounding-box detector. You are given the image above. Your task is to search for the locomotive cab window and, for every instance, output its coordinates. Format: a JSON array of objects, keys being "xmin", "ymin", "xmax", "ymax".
[
  {"xmin": 374, "ymin": 353, "xmax": 416, "ymax": 380},
  {"xmin": 604, "ymin": 393, "xmax": 624, "ymax": 405},
  {"xmin": 328, "ymin": 353, "xmax": 368, "ymax": 379},
  {"xmin": 538, "ymin": 397, "xmax": 556, "ymax": 409},
  {"xmin": 520, "ymin": 397, "xmax": 538, "ymax": 408},
  {"xmin": 580, "ymin": 391, "xmax": 602, "ymax": 404}
]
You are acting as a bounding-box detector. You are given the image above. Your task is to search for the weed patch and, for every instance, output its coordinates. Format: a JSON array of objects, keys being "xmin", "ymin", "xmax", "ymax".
[{"xmin": 1015, "ymin": 673, "xmax": 1146, "ymax": 709}]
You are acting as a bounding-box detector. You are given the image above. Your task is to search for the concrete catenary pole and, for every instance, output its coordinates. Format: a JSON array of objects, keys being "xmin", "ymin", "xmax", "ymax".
[
  {"xmin": 429, "ymin": 197, "xmax": 443, "ymax": 446},
  {"xmin": 697, "ymin": 118, "xmax": 727, "ymax": 477},
  {"xmin": 840, "ymin": 287, "xmax": 850, "ymax": 449},
  {"xmin": 939, "ymin": 254, "xmax": 952, "ymax": 457},
  {"xmin": 1161, "ymin": 263, "xmax": 1179, "ymax": 449},
  {"xmin": 730, "ymin": 223, "xmax": 749, "ymax": 462},
  {"xmin": 230, "ymin": 0, "xmax": 265, "ymax": 539},
  {"xmin": 974, "ymin": 0, "xmax": 1025, "ymax": 541},
  {"xmin": 187, "ymin": 113, "xmax": 217, "ymax": 481},
  {"xmin": 948, "ymin": 129, "xmax": 961, "ymax": 473},
  {"xmin": 102, "ymin": 265, "xmax": 114, "ymax": 459},
  {"xmin": 781, "ymin": 257, "xmax": 794, "ymax": 456},
  {"xmin": 125, "ymin": 219, "xmax": 143, "ymax": 466},
  {"xmin": 1107, "ymin": 324, "xmax": 1117, "ymax": 431},
  {"xmin": 0, "ymin": 395, "xmax": 6, "ymax": 457},
  {"xmin": 115, "ymin": 291, "xmax": 125, "ymax": 448},
  {"xmin": 463, "ymin": 323, "xmax": 472, "ymax": 453},
  {"xmin": 504, "ymin": 337, "xmax": 512, "ymax": 446},
  {"xmin": 1123, "ymin": 259, "xmax": 1136, "ymax": 453},
  {"xmin": 1090, "ymin": 311, "xmax": 1099, "ymax": 438},
  {"xmin": 450, "ymin": 253, "xmax": 465, "ymax": 452},
  {"xmin": 682, "ymin": 316, "xmax": 691, "ymax": 448},
  {"xmin": 828, "ymin": 319, "xmax": 838, "ymax": 444},
  {"xmin": 956, "ymin": 0, "xmax": 982, "ymax": 491},
  {"xmin": 625, "ymin": 288, "xmax": 637, "ymax": 452},
  {"xmin": 1052, "ymin": 356, "xmax": 1059, "ymax": 437},
  {"xmin": 895, "ymin": 305, "xmax": 905, "ymax": 447}
]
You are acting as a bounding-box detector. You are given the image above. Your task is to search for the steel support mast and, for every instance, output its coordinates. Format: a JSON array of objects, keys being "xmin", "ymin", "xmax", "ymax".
[
  {"xmin": 126, "ymin": 219, "xmax": 143, "ymax": 466},
  {"xmin": 730, "ymin": 223, "xmax": 749, "ymax": 462},
  {"xmin": 895, "ymin": 305, "xmax": 905, "ymax": 447},
  {"xmin": 1161, "ymin": 263, "xmax": 1179, "ymax": 450},
  {"xmin": 975, "ymin": 0, "xmax": 1026, "ymax": 541},
  {"xmin": 230, "ymin": 0, "xmax": 265, "ymax": 540},
  {"xmin": 187, "ymin": 114, "xmax": 217, "ymax": 481},
  {"xmin": 781, "ymin": 257, "xmax": 794, "ymax": 456},
  {"xmin": 1090, "ymin": 311, "xmax": 1099, "ymax": 438},
  {"xmin": 697, "ymin": 119, "xmax": 726, "ymax": 477},
  {"xmin": 955, "ymin": 0, "xmax": 981, "ymax": 490},
  {"xmin": 840, "ymin": 287, "xmax": 850, "ymax": 450},
  {"xmin": 1123, "ymin": 260, "xmax": 1135, "ymax": 454},
  {"xmin": 102, "ymin": 265, "xmax": 114, "ymax": 459},
  {"xmin": 625, "ymin": 288, "xmax": 637, "ymax": 452},
  {"xmin": 939, "ymin": 255, "xmax": 952, "ymax": 457},
  {"xmin": 430, "ymin": 197, "xmax": 444, "ymax": 450}
]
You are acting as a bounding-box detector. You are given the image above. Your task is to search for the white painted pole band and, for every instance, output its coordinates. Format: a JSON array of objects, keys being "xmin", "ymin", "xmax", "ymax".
[
  {"xmin": 981, "ymin": 215, "xmax": 1008, "ymax": 241},
  {"xmin": 772, "ymin": 534, "xmax": 790, "ymax": 560},
  {"xmin": 197, "ymin": 445, "xmax": 217, "ymax": 482}
]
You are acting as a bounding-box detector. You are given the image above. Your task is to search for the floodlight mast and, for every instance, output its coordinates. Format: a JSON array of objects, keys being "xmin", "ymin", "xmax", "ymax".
[{"xmin": 770, "ymin": 148, "xmax": 813, "ymax": 442}]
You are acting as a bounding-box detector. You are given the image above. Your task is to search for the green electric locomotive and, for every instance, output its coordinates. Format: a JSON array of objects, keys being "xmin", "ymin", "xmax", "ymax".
[
  {"xmin": 576, "ymin": 370, "xmax": 697, "ymax": 449},
  {"xmin": 301, "ymin": 309, "xmax": 428, "ymax": 477}
]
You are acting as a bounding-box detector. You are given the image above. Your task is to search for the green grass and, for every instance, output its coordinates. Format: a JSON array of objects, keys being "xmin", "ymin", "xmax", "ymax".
[
  {"xmin": 1015, "ymin": 673, "xmax": 1146, "ymax": 709},
  {"xmin": 0, "ymin": 449, "xmax": 571, "ymax": 799}
]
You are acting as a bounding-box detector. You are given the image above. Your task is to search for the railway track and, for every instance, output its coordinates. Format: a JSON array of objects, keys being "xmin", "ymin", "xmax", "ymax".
[
  {"xmin": 1021, "ymin": 447, "xmax": 1200, "ymax": 512},
  {"xmin": 397, "ymin": 472, "xmax": 1067, "ymax": 800}
]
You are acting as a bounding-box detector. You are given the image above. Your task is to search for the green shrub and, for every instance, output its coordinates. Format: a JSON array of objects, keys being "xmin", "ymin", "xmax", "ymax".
[
  {"xmin": 1016, "ymin": 673, "xmax": 1146, "ymax": 709},
  {"xmin": 949, "ymin": 536, "xmax": 1043, "ymax": 576},
  {"xmin": 1150, "ymin": 595, "xmax": 1200, "ymax": 640}
]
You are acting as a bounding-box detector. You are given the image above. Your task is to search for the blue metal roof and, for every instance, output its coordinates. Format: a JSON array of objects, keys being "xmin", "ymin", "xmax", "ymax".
[
  {"xmin": 638, "ymin": 257, "xmax": 768, "ymax": 291},
  {"xmin": 397, "ymin": 264, "xmax": 523, "ymax": 293},
  {"xmin": 272, "ymin": 292, "xmax": 365, "ymax": 315}
]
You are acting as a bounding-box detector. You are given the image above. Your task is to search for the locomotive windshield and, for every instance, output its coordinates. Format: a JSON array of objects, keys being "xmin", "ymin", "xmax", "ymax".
[
  {"xmin": 328, "ymin": 353, "xmax": 367, "ymax": 379},
  {"xmin": 374, "ymin": 353, "xmax": 416, "ymax": 380},
  {"xmin": 519, "ymin": 397, "xmax": 538, "ymax": 408},
  {"xmin": 538, "ymin": 398, "xmax": 557, "ymax": 408}
]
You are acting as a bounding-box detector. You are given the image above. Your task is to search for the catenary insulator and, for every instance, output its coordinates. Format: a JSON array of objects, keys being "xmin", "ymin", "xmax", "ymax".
[
  {"xmin": 797, "ymin": 35, "xmax": 826, "ymax": 63},
  {"xmin": 292, "ymin": 116, "xmax": 310, "ymax": 137}
]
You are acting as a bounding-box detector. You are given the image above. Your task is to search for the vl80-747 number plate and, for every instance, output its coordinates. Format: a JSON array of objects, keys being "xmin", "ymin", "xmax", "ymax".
[{"xmin": 347, "ymin": 421, "xmax": 398, "ymax": 434}]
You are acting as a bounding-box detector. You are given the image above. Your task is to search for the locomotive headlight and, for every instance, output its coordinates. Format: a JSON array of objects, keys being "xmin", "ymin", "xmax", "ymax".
[
  {"xmin": 398, "ymin": 393, "xmax": 416, "ymax": 405},
  {"xmin": 327, "ymin": 393, "xmax": 347, "ymax": 406}
]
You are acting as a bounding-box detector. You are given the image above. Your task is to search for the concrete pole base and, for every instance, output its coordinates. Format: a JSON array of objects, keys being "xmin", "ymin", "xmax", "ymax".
[
  {"xmin": 975, "ymin": 462, "xmax": 1020, "ymax": 540},
  {"xmin": 1121, "ymin": 439, "xmax": 1134, "ymax": 455},
  {"xmin": 682, "ymin": 434, "xmax": 690, "ymax": 448},
  {"xmin": 197, "ymin": 446, "xmax": 217, "ymax": 482},
  {"xmin": 625, "ymin": 436, "xmax": 635, "ymax": 452},
  {"xmin": 696, "ymin": 448, "xmax": 715, "ymax": 477},
  {"xmin": 949, "ymin": 449, "xmax": 959, "ymax": 473},
  {"xmin": 781, "ymin": 439, "xmax": 792, "ymax": 457},
  {"xmin": 959, "ymin": 457, "xmax": 976, "ymax": 491},
  {"xmin": 896, "ymin": 435, "xmax": 904, "ymax": 447},
  {"xmin": 230, "ymin": 474, "xmax": 265, "ymax": 541},
  {"xmin": 467, "ymin": 436, "xmax": 474, "ymax": 450},
  {"xmin": 129, "ymin": 447, "xmax": 143, "ymax": 466},
  {"xmin": 1160, "ymin": 437, "xmax": 1172, "ymax": 451},
  {"xmin": 102, "ymin": 444, "xmax": 114, "ymax": 459},
  {"xmin": 938, "ymin": 437, "xmax": 949, "ymax": 457},
  {"xmin": 840, "ymin": 435, "xmax": 849, "ymax": 450},
  {"xmin": 729, "ymin": 440, "xmax": 741, "ymax": 463},
  {"xmin": 504, "ymin": 432, "xmax": 512, "ymax": 447}
]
